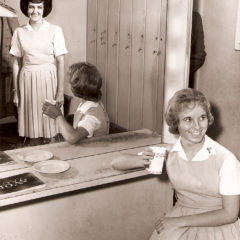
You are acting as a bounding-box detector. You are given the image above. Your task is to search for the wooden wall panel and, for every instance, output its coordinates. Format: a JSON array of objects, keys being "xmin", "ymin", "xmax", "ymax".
[
  {"xmin": 129, "ymin": 0, "xmax": 146, "ymax": 130},
  {"xmin": 87, "ymin": 0, "xmax": 97, "ymax": 65},
  {"xmin": 87, "ymin": 0, "xmax": 167, "ymax": 133},
  {"xmin": 156, "ymin": 0, "xmax": 167, "ymax": 133},
  {"xmin": 117, "ymin": 0, "xmax": 132, "ymax": 129},
  {"xmin": 142, "ymin": 0, "xmax": 162, "ymax": 131},
  {"xmin": 106, "ymin": 0, "xmax": 120, "ymax": 122},
  {"xmin": 96, "ymin": 0, "xmax": 108, "ymax": 107}
]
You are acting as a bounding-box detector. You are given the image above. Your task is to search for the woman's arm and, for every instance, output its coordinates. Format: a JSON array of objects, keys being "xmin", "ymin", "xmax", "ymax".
[
  {"xmin": 111, "ymin": 148, "xmax": 153, "ymax": 171},
  {"xmin": 42, "ymin": 102, "xmax": 88, "ymax": 144},
  {"xmin": 55, "ymin": 55, "xmax": 65, "ymax": 104},
  {"xmin": 156, "ymin": 195, "xmax": 240, "ymax": 232},
  {"xmin": 57, "ymin": 115, "xmax": 88, "ymax": 144},
  {"xmin": 12, "ymin": 56, "xmax": 22, "ymax": 107}
]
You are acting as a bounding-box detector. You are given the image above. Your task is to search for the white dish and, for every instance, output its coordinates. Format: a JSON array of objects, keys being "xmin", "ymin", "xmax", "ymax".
[
  {"xmin": 33, "ymin": 160, "xmax": 70, "ymax": 174},
  {"xmin": 18, "ymin": 150, "xmax": 53, "ymax": 163}
]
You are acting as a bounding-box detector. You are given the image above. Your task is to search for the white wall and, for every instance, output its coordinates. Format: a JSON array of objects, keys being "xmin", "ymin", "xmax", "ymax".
[
  {"xmin": 5, "ymin": 0, "xmax": 87, "ymax": 110},
  {"xmin": 162, "ymin": 0, "xmax": 192, "ymax": 143},
  {"xmin": 195, "ymin": 0, "xmax": 240, "ymax": 158}
]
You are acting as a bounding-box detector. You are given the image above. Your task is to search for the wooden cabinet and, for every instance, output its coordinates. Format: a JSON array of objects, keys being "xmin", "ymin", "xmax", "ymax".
[{"xmin": 87, "ymin": 0, "xmax": 167, "ymax": 133}]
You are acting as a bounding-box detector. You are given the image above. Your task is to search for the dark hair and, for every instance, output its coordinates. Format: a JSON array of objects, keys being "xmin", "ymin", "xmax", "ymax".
[
  {"xmin": 69, "ymin": 62, "xmax": 102, "ymax": 102},
  {"xmin": 165, "ymin": 88, "xmax": 214, "ymax": 135},
  {"xmin": 20, "ymin": 0, "xmax": 52, "ymax": 17}
]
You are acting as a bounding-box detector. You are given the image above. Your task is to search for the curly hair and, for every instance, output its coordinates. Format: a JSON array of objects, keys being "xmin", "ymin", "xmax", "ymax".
[
  {"xmin": 69, "ymin": 62, "xmax": 102, "ymax": 102},
  {"xmin": 165, "ymin": 88, "xmax": 214, "ymax": 135},
  {"xmin": 20, "ymin": 0, "xmax": 52, "ymax": 18}
]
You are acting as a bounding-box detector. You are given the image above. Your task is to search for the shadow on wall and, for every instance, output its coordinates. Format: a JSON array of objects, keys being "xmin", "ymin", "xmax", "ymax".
[{"xmin": 207, "ymin": 102, "xmax": 223, "ymax": 140}]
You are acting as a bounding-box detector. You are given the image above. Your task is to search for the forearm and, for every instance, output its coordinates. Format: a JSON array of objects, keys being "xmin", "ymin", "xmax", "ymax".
[
  {"xmin": 158, "ymin": 195, "xmax": 240, "ymax": 231},
  {"xmin": 178, "ymin": 208, "xmax": 238, "ymax": 228},
  {"xmin": 111, "ymin": 155, "xmax": 145, "ymax": 171},
  {"xmin": 12, "ymin": 57, "xmax": 21, "ymax": 90},
  {"xmin": 56, "ymin": 55, "xmax": 64, "ymax": 96},
  {"xmin": 57, "ymin": 115, "xmax": 88, "ymax": 144}
]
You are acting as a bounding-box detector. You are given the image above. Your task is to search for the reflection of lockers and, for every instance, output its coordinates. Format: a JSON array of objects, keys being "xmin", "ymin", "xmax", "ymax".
[{"xmin": 87, "ymin": 0, "xmax": 167, "ymax": 133}]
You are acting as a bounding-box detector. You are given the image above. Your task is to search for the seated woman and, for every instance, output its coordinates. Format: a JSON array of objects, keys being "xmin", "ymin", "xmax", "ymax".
[
  {"xmin": 42, "ymin": 62, "xmax": 109, "ymax": 144},
  {"xmin": 147, "ymin": 88, "xmax": 240, "ymax": 239},
  {"xmin": 112, "ymin": 88, "xmax": 240, "ymax": 239}
]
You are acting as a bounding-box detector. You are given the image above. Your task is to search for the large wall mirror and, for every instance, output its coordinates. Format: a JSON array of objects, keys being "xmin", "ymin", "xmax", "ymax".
[{"xmin": 0, "ymin": 0, "xmax": 192, "ymax": 150}]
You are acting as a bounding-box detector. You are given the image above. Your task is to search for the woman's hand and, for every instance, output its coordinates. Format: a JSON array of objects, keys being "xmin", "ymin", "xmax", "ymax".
[
  {"xmin": 155, "ymin": 217, "xmax": 183, "ymax": 234},
  {"xmin": 13, "ymin": 90, "xmax": 19, "ymax": 107},
  {"xmin": 42, "ymin": 102, "xmax": 62, "ymax": 119},
  {"xmin": 141, "ymin": 147, "xmax": 155, "ymax": 167}
]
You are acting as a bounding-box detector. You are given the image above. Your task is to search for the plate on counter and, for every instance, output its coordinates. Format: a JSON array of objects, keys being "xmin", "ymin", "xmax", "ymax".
[
  {"xmin": 17, "ymin": 150, "xmax": 53, "ymax": 163},
  {"xmin": 33, "ymin": 160, "xmax": 70, "ymax": 174}
]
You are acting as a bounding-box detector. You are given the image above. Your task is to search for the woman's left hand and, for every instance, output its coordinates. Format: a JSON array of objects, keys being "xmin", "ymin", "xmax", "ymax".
[{"xmin": 155, "ymin": 217, "xmax": 183, "ymax": 234}]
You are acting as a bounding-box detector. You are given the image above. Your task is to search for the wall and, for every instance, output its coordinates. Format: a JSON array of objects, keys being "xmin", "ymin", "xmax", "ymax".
[
  {"xmin": 195, "ymin": 0, "xmax": 240, "ymax": 158},
  {"xmin": 87, "ymin": 0, "xmax": 167, "ymax": 133},
  {"xmin": 86, "ymin": 0, "xmax": 192, "ymax": 137},
  {"xmin": 5, "ymin": 0, "xmax": 87, "ymax": 111},
  {"xmin": 162, "ymin": 0, "xmax": 192, "ymax": 143}
]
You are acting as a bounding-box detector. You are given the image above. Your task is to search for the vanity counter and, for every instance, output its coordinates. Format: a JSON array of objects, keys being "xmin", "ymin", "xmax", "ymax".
[{"xmin": 0, "ymin": 129, "xmax": 173, "ymax": 240}]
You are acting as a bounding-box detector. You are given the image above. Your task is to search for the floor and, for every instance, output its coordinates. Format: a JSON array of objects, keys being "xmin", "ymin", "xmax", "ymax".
[
  {"xmin": 0, "ymin": 121, "xmax": 23, "ymax": 151},
  {"xmin": 0, "ymin": 117, "xmax": 128, "ymax": 152}
]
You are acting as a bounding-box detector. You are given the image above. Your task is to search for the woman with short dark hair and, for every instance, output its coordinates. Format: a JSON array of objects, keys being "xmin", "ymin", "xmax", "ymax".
[
  {"xmin": 143, "ymin": 88, "xmax": 240, "ymax": 239},
  {"xmin": 114, "ymin": 88, "xmax": 240, "ymax": 239},
  {"xmin": 20, "ymin": 0, "xmax": 52, "ymax": 17},
  {"xmin": 10, "ymin": 0, "xmax": 68, "ymax": 145},
  {"xmin": 69, "ymin": 62, "xmax": 102, "ymax": 102},
  {"xmin": 165, "ymin": 88, "xmax": 214, "ymax": 135},
  {"xmin": 42, "ymin": 62, "xmax": 109, "ymax": 144}
]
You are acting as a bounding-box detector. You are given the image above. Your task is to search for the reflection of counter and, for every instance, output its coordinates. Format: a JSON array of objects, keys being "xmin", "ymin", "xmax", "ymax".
[{"xmin": 0, "ymin": 129, "xmax": 173, "ymax": 240}]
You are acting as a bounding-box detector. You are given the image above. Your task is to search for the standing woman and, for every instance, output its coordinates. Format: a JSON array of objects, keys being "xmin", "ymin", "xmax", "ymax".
[{"xmin": 10, "ymin": 0, "xmax": 67, "ymax": 145}]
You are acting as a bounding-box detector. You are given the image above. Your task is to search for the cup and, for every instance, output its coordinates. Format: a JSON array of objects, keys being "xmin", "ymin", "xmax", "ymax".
[
  {"xmin": 146, "ymin": 146, "xmax": 167, "ymax": 174},
  {"xmin": 44, "ymin": 99, "xmax": 56, "ymax": 105}
]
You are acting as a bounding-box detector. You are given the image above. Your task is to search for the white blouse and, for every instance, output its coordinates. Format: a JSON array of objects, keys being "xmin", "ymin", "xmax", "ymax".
[
  {"xmin": 74, "ymin": 101, "xmax": 101, "ymax": 138},
  {"xmin": 171, "ymin": 135, "xmax": 240, "ymax": 195},
  {"xmin": 10, "ymin": 20, "xmax": 67, "ymax": 60}
]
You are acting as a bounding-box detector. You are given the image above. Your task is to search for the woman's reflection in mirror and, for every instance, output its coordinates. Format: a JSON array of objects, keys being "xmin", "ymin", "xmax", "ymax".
[
  {"xmin": 42, "ymin": 62, "xmax": 109, "ymax": 144},
  {"xmin": 9, "ymin": 0, "xmax": 68, "ymax": 146}
]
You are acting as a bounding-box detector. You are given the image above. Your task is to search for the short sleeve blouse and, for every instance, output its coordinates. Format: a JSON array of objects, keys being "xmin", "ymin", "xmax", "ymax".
[
  {"xmin": 53, "ymin": 25, "xmax": 68, "ymax": 56},
  {"xmin": 74, "ymin": 101, "xmax": 101, "ymax": 138},
  {"xmin": 10, "ymin": 20, "xmax": 67, "ymax": 62},
  {"xmin": 171, "ymin": 135, "xmax": 240, "ymax": 195}
]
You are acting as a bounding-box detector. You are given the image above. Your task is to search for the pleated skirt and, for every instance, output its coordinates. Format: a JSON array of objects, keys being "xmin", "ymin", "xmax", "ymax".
[
  {"xmin": 149, "ymin": 205, "xmax": 240, "ymax": 240},
  {"xmin": 18, "ymin": 63, "xmax": 61, "ymax": 138}
]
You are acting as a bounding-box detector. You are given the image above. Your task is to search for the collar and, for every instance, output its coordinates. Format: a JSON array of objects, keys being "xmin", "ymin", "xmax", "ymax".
[
  {"xmin": 76, "ymin": 100, "xmax": 100, "ymax": 114},
  {"xmin": 170, "ymin": 135, "xmax": 216, "ymax": 161},
  {"xmin": 23, "ymin": 19, "xmax": 49, "ymax": 31}
]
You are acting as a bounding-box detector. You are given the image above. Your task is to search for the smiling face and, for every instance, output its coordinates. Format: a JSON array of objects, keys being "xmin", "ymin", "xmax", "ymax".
[
  {"xmin": 28, "ymin": 2, "xmax": 44, "ymax": 23},
  {"xmin": 178, "ymin": 102, "xmax": 208, "ymax": 147}
]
